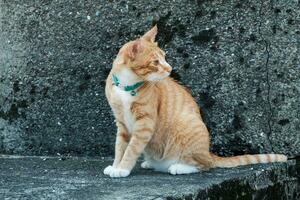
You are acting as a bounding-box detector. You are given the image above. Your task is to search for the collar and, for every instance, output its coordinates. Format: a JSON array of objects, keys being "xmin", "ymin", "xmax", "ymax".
[{"xmin": 112, "ymin": 74, "xmax": 144, "ymax": 96}]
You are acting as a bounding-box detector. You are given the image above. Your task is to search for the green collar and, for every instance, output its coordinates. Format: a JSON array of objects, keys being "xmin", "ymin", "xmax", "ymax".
[{"xmin": 112, "ymin": 74, "xmax": 144, "ymax": 96}]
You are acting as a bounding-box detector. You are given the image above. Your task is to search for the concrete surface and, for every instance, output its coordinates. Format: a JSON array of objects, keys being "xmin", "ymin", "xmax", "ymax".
[
  {"xmin": 0, "ymin": 155, "xmax": 299, "ymax": 200},
  {"xmin": 0, "ymin": 0, "xmax": 299, "ymax": 157}
]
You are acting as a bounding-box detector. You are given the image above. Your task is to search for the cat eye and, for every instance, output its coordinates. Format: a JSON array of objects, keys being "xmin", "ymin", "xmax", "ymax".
[{"xmin": 153, "ymin": 60, "xmax": 159, "ymax": 66}]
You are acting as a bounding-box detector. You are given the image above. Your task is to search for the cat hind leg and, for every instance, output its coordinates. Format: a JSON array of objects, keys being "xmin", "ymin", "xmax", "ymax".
[
  {"xmin": 168, "ymin": 163, "xmax": 199, "ymax": 175},
  {"xmin": 141, "ymin": 161, "xmax": 153, "ymax": 169}
]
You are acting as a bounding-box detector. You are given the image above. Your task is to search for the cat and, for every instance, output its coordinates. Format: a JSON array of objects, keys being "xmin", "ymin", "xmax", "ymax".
[{"xmin": 103, "ymin": 26, "xmax": 287, "ymax": 177}]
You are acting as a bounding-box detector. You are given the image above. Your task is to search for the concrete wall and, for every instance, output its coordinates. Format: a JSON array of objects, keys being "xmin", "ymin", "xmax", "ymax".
[{"xmin": 0, "ymin": 0, "xmax": 299, "ymax": 157}]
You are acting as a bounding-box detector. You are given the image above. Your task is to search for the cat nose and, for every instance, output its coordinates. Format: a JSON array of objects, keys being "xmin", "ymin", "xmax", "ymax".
[
  {"xmin": 160, "ymin": 60, "xmax": 172, "ymax": 72},
  {"xmin": 165, "ymin": 66, "xmax": 172, "ymax": 73}
]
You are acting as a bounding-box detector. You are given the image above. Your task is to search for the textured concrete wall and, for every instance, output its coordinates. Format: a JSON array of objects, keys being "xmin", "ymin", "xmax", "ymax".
[{"xmin": 0, "ymin": 0, "xmax": 299, "ymax": 157}]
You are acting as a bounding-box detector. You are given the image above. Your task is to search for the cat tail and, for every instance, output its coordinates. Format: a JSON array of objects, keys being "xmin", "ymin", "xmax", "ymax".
[{"xmin": 211, "ymin": 153, "xmax": 287, "ymax": 168}]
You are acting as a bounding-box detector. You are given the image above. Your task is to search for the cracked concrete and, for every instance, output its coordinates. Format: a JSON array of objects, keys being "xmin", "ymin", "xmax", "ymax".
[
  {"xmin": 264, "ymin": 41, "xmax": 272, "ymax": 136},
  {"xmin": 0, "ymin": 0, "xmax": 299, "ymax": 157},
  {"xmin": 258, "ymin": 0, "xmax": 276, "ymax": 142},
  {"xmin": 263, "ymin": 40, "xmax": 274, "ymax": 151}
]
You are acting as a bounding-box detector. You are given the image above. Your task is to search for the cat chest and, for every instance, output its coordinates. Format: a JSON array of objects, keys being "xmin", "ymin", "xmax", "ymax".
[{"xmin": 112, "ymin": 87, "xmax": 135, "ymax": 134}]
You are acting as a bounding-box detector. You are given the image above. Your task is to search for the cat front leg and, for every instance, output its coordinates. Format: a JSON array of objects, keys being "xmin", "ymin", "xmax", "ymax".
[
  {"xmin": 103, "ymin": 121, "xmax": 129, "ymax": 175},
  {"xmin": 108, "ymin": 117, "xmax": 155, "ymax": 177},
  {"xmin": 112, "ymin": 122, "xmax": 130, "ymax": 167}
]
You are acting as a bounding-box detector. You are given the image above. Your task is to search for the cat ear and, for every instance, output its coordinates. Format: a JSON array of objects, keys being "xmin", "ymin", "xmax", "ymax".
[
  {"xmin": 142, "ymin": 25, "xmax": 158, "ymax": 43},
  {"xmin": 127, "ymin": 41, "xmax": 141, "ymax": 60}
]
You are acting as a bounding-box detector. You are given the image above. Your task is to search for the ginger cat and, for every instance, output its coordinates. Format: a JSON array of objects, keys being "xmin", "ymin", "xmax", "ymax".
[{"xmin": 103, "ymin": 26, "xmax": 287, "ymax": 178}]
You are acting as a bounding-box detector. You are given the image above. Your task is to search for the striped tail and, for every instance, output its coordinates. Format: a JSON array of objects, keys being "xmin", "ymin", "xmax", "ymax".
[{"xmin": 211, "ymin": 153, "xmax": 287, "ymax": 168}]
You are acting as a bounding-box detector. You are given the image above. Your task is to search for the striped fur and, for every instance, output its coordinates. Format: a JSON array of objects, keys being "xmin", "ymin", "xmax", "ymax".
[
  {"xmin": 103, "ymin": 26, "xmax": 287, "ymax": 177},
  {"xmin": 212, "ymin": 153, "xmax": 287, "ymax": 168}
]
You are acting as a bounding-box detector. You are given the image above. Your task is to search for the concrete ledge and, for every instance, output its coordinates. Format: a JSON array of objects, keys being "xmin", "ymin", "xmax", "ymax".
[{"xmin": 0, "ymin": 156, "xmax": 298, "ymax": 199}]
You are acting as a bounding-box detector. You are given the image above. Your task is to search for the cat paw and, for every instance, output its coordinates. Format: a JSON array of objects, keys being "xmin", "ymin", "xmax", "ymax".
[
  {"xmin": 141, "ymin": 161, "xmax": 152, "ymax": 169},
  {"xmin": 108, "ymin": 167, "xmax": 130, "ymax": 178},
  {"xmin": 168, "ymin": 164, "xmax": 199, "ymax": 175},
  {"xmin": 103, "ymin": 165, "xmax": 115, "ymax": 175},
  {"xmin": 104, "ymin": 165, "xmax": 130, "ymax": 177}
]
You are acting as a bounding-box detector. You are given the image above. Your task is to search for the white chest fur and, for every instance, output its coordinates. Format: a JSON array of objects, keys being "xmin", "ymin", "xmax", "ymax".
[
  {"xmin": 113, "ymin": 86, "xmax": 135, "ymax": 134},
  {"xmin": 111, "ymin": 69, "xmax": 141, "ymax": 134}
]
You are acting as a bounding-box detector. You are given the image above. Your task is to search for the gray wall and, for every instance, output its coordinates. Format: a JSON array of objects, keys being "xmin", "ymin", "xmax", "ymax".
[{"xmin": 0, "ymin": 0, "xmax": 299, "ymax": 157}]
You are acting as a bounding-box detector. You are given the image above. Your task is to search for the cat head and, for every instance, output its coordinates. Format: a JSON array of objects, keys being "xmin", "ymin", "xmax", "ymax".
[{"xmin": 113, "ymin": 26, "xmax": 172, "ymax": 82}]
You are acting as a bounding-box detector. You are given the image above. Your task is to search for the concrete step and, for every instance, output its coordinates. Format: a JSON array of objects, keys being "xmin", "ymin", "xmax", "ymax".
[{"xmin": 0, "ymin": 155, "xmax": 298, "ymax": 200}]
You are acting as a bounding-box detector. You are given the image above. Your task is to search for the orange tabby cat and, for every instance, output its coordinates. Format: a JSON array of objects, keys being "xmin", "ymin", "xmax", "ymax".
[{"xmin": 103, "ymin": 26, "xmax": 287, "ymax": 177}]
